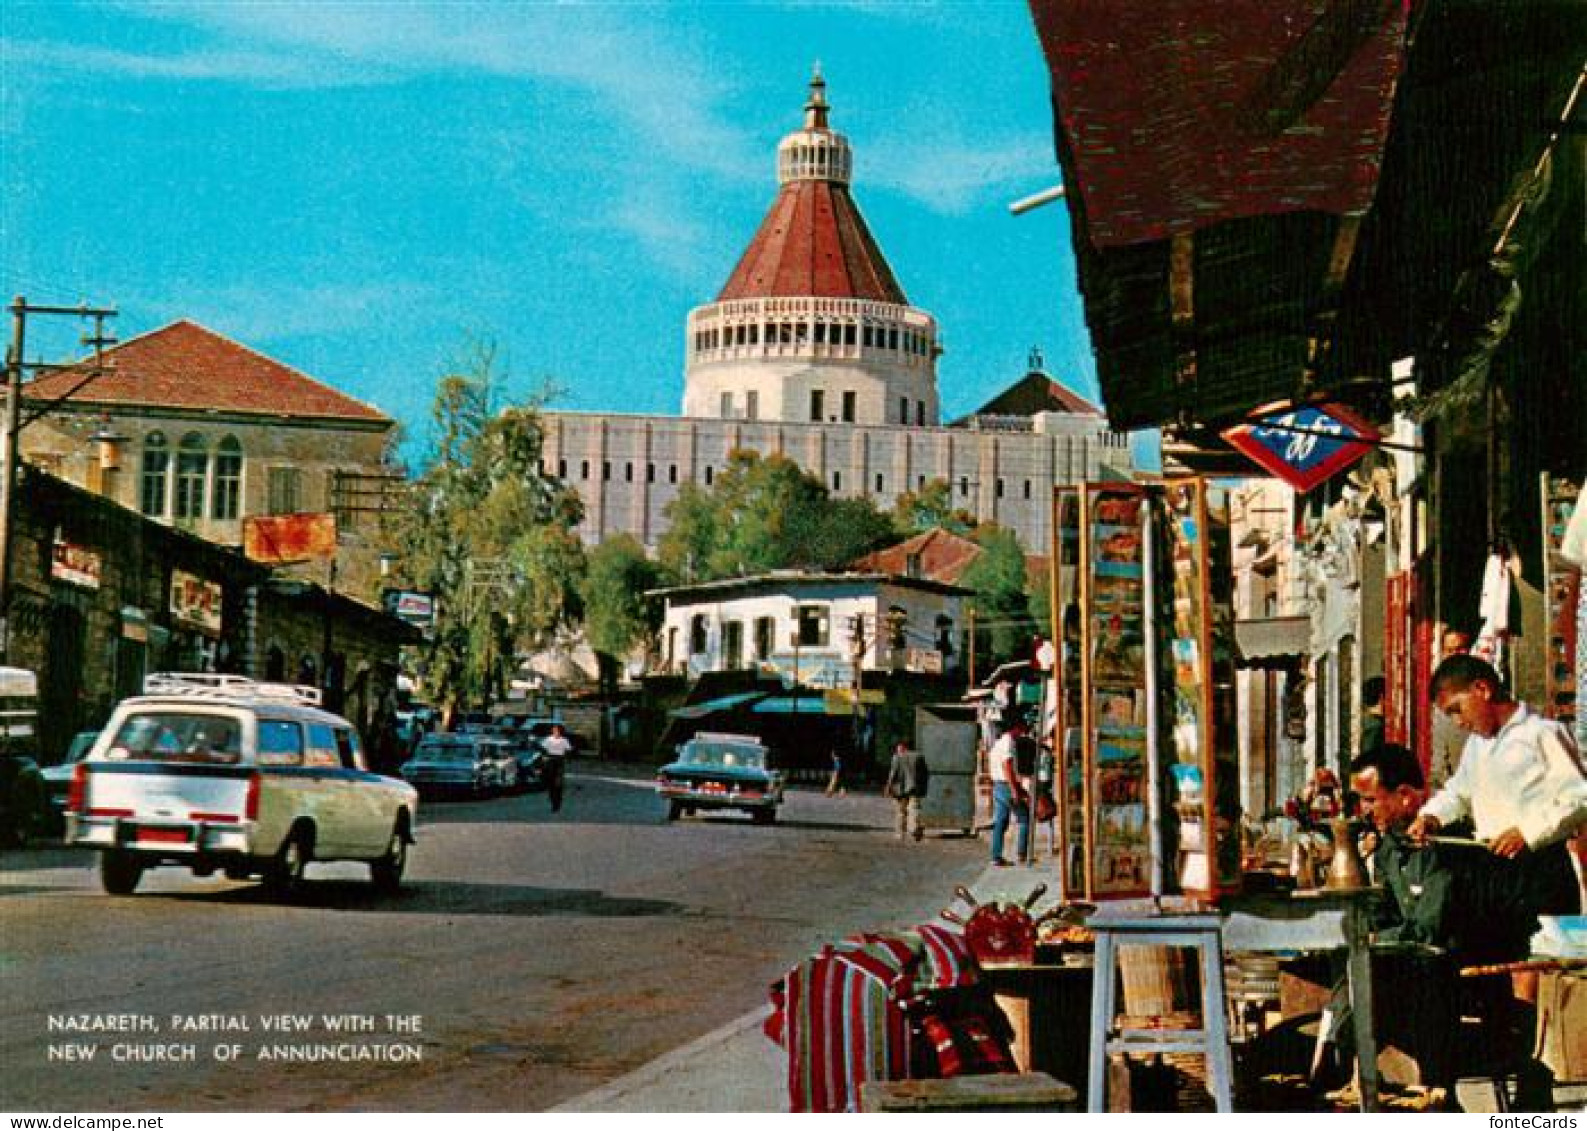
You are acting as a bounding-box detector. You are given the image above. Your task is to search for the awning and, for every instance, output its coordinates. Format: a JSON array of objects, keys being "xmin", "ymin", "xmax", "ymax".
[
  {"xmin": 1234, "ymin": 616, "xmax": 1310, "ymax": 668},
  {"xmin": 667, "ymin": 691, "xmax": 769, "ymax": 720}
]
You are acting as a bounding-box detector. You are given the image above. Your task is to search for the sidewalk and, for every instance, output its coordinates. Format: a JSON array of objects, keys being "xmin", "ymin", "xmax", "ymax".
[{"xmin": 550, "ymin": 860, "xmax": 1053, "ymax": 1113}]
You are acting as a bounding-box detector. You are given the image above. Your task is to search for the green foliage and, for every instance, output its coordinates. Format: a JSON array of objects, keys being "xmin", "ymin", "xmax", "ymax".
[
  {"xmin": 891, "ymin": 478, "xmax": 977, "ymax": 537},
  {"xmin": 657, "ymin": 450, "xmax": 893, "ymax": 582},
  {"xmin": 959, "ymin": 523, "xmax": 1038, "ymax": 665},
  {"xmin": 392, "ymin": 339, "xmax": 585, "ymax": 716},
  {"xmin": 580, "ymin": 534, "xmax": 664, "ymax": 693}
]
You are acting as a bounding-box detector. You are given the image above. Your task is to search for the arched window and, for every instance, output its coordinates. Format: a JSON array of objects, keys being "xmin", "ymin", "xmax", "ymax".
[
  {"xmin": 212, "ymin": 436, "xmax": 242, "ymax": 520},
  {"xmin": 140, "ymin": 432, "xmax": 169, "ymax": 517},
  {"xmin": 175, "ymin": 432, "xmax": 208, "ymax": 520}
]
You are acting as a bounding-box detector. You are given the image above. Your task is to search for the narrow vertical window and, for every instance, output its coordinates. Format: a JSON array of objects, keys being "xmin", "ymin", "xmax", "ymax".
[
  {"xmin": 746, "ymin": 391, "xmax": 759, "ymax": 420},
  {"xmin": 175, "ymin": 432, "xmax": 208, "ymax": 520},
  {"xmin": 810, "ymin": 390, "xmax": 825, "ymax": 421},
  {"xmin": 841, "ymin": 391, "xmax": 856, "ymax": 423},
  {"xmin": 140, "ymin": 431, "xmax": 169, "ymax": 517},
  {"xmin": 211, "ymin": 436, "xmax": 242, "ymax": 520}
]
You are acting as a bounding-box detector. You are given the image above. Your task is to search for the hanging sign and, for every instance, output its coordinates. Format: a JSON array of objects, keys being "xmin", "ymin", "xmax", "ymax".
[
  {"xmin": 1222, "ymin": 402, "xmax": 1381, "ymax": 494},
  {"xmin": 51, "ymin": 537, "xmax": 103, "ymax": 590},
  {"xmin": 171, "ymin": 570, "xmax": 223, "ymax": 636},
  {"xmin": 243, "ymin": 513, "xmax": 337, "ymax": 564}
]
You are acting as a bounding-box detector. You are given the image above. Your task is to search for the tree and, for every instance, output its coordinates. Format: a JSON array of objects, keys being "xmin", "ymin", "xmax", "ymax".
[
  {"xmin": 958, "ymin": 523, "xmax": 1038, "ymax": 669},
  {"xmin": 891, "ymin": 478, "xmax": 977, "ymax": 537},
  {"xmin": 657, "ymin": 450, "xmax": 893, "ymax": 582},
  {"xmin": 392, "ymin": 340, "xmax": 585, "ymax": 718},
  {"xmin": 580, "ymin": 534, "xmax": 664, "ymax": 696}
]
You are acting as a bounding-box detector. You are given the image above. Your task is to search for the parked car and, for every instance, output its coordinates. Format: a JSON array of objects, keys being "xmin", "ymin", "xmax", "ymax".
[
  {"xmin": 0, "ymin": 667, "xmax": 47, "ymax": 847},
  {"xmin": 67, "ymin": 673, "xmax": 417, "ymax": 896},
  {"xmin": 656, "ymin": 732, "xmax": 783, "ymax": 824},
  {"xmin": 402, "ymin": 734, "xmax": 507, "ymax": 798},
  {"xmin": 41, "ymin": 729, "xmax": 99, "ymax": 834}
]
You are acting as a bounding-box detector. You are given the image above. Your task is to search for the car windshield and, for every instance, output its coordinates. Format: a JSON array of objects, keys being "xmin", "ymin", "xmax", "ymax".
[
  {"xmin": 105, "ymin": 712, "xmax": 242, "ymax": 763},
  {"xmin": 417, "ymin": 740, "xmax": 475, "ymax": 762},
  {"xmin": 64, "ymin": 731, "xmax": 98, "ymax": 763},
  {"xmin": 681, "ymin": 742, "xmax": 765, "ymax": 770}
]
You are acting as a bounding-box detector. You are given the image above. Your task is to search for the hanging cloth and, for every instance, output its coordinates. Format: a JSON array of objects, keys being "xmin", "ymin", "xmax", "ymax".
[{"xmin": 1472, "ymin": 551, "xmax": 1513, "ymax": 670}]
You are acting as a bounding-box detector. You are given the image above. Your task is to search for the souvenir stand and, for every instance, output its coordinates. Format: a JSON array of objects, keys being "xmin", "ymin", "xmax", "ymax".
[{"xmin": 1050, "ymin": 481, "xmax": 1238, "ymax": 902}]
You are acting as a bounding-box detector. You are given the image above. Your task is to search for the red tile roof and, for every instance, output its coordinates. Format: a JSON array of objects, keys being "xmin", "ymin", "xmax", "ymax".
[
  {"xmin": 23, "ymin": 320, "xmax": 390, "ymax": 424},
  {"xmin": 850, "ymin": 528, "xmax": 983, "ymax": 585},
  {"xmin": 717, "ymin": 179, "xmax": 907, "ymax": 303},
  {"xmin": 964, "ymin": 371, "xmax": 1102, "ymax": 420}
]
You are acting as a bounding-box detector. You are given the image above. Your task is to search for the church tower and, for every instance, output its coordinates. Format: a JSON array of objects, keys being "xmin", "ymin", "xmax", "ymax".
[{"xmin": 682, "ymin": 68, "xmax": 941, "ymax": 428}]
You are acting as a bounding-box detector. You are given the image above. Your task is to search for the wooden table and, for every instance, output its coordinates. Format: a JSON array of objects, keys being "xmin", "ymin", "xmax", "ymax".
[{"xmin": 1220, "ymin": 888, "xmax": 1386, "ymax": 1112}]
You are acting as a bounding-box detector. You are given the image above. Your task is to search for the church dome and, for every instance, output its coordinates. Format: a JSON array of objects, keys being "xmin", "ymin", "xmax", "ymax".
[{"xmin": 716, "ymin": 68, "xmax": 907, "ymax": 305}]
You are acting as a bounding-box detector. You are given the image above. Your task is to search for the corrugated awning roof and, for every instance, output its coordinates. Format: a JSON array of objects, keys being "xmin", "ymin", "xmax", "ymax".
[
  {"xmin": 1234, "ymin": 616, "xmax": 1310, "ymax": 668},
  {"xmin": 668, "ymin": 691, "xmax": 769, "ymax": 720}
]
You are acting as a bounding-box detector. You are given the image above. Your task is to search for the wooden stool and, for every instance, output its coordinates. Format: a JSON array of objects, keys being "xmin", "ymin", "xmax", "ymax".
[{"xmin": 1087, "ymin": 915, "xmax": 1234, "ymax": 1112}]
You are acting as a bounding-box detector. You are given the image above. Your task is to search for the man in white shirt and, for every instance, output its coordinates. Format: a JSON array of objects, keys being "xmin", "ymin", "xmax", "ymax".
[
  {"xmin": 988, "ymin": 717, "xmax": 1032, "ymax": 867},
  {"xmin": 539, "ymin": 724, "xmax": 573, "ymax": 813},
  {"xmin": 1409, "ymin": 655, "xmax": 1587, "ymax": 917}
]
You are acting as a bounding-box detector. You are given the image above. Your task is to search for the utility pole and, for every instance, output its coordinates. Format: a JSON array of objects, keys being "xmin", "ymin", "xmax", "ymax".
[
  {"xmin": 0, "ymin": 297, "xmax": 117, "ymax": 660},
  {"xmin": 966, "ymin": 605, "xmax": 977, "ymax": 687}
]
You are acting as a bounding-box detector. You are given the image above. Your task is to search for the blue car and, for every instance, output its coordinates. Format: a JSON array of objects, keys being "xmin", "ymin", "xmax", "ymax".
[{"xmin": 657, "ymin": 732, "xmax": 783, "ymax": 825}]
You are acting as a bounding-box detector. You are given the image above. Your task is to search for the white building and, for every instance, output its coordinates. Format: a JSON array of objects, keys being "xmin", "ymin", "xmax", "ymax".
[
  {"xmin": 653, "ymin": 571, "xmax": 971, "ymax": 685},
  {"xmin": 544, "ymin": 70, "xmax": 1138, "ymax": 554}
]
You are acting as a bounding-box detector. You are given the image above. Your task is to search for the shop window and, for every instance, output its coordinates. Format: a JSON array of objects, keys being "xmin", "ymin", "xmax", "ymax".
[
  {"xmin": 175, "ymin": 433, "xmax": 207, "ymax": 521},
  {"xmin": 140, "ymin": 431, "xmax": 169, "ymax": 517},
  {"xmin": 267, "ymin": 466, "xmax": 302, "ymax": 515},
  {"xmin": 212, "ymin": 436, "xmax": 242, "ymax": 521}
]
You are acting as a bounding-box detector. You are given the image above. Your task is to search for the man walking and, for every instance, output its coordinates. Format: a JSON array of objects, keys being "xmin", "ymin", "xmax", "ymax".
[
  {"xmin": 540, "ymin": 723, "xmax": 573, "ymax": 813},
  {"xmin": 884, "ymin": 740, "xmax": 930, "ymax": 842}
]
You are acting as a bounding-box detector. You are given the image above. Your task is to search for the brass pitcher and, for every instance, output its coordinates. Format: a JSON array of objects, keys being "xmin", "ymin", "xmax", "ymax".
[{"xmin": 1322, "ymin": 816, "xmax": 1369, "ymax": 890}]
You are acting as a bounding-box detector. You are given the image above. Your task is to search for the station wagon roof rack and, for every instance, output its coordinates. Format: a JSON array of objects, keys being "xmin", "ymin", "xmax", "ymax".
[{"xmin": 143, "ymin": 672, "xmax": 324, "ymax": 707}]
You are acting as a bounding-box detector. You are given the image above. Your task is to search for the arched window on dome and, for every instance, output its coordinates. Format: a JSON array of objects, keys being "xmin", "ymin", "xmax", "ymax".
[
  {"xmin": 175, "ymin": 432, "xmax": 208, "ymax": 521},
  {"xmin": 212, "ymin": 435, "xmax": 242, "ymax": 520},
  {"xmin": 140, "ymin": 431, "xmax": 169, "ymax": 517}
]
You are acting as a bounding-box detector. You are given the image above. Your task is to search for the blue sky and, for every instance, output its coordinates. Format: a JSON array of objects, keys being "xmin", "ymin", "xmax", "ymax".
[{"xmin": 2, "ymin": 1, "xmax": 1095, "ymax": 460}]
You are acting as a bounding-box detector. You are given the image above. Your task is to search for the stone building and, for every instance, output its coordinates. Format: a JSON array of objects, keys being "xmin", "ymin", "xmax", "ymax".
[
  {"xmin": 543, "ymin": 71, "xmax": 1138, "ymax": 555},
  {"xmin": 5, "ymin": 468, "xmax": 416, "ymax": 759},
  {"xmin": 19, "ymin": 319, "xmax": 400, "ymax": 595}
]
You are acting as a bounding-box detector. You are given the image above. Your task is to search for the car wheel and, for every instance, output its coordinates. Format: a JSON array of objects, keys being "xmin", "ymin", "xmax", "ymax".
[
  {"xmin": 100, "ymin": 850, "xmax": 144, "ymax": 895},
  {"xmin": 666, "ymin": 800, "xmax": 684, "ymax": 822},
  {"xmin": 751, "ymin": 808, "xmax": 776, "ymax": 825},
  {"xmin": 370, "ymin": 820, "xmax": 408, "ymax": 895},
  {"xmin": 264, "ymin": 827, "xmax": 312, "ymax": 898}
]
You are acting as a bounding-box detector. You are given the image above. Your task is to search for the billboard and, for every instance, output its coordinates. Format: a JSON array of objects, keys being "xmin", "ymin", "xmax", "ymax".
[{"xmin": 243, "ymin": 513, "xmax": 337, "ymax": 564}]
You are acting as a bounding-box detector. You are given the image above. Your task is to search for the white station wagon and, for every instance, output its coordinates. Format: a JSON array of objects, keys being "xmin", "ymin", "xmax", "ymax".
[{"xmin": 66, "ymin": 674, "xmax": 418, "ymax": 897}]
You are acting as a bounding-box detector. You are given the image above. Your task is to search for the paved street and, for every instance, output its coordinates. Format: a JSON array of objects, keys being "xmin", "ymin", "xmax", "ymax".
[{"xmin": 0, "ymin": 763, "xmax": 985, "ymax": 1112}]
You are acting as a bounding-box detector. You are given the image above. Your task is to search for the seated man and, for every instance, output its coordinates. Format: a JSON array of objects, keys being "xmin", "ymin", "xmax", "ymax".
[{"xmin": 1338, "ymin": 744, "xmax": 1550, "ymax": 1106}]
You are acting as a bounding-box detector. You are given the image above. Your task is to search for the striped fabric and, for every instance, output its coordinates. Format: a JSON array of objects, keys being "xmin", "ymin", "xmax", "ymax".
[
  {"xmin": 766, "ymin": 925, "xmax": 1008, "ymax": 1112},
  {"xmin": 914, "ymin": 922, "xmax": 979, "ymax": 991},
  {"xmin": 770, "ymin": 936, "xmax": 917, "ymax": 1112}
]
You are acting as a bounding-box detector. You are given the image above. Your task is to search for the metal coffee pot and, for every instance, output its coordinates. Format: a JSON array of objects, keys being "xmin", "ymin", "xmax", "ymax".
[{"xmin": 1322, "ymin": 816, "xmax": 1369, "ymax": 890}]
